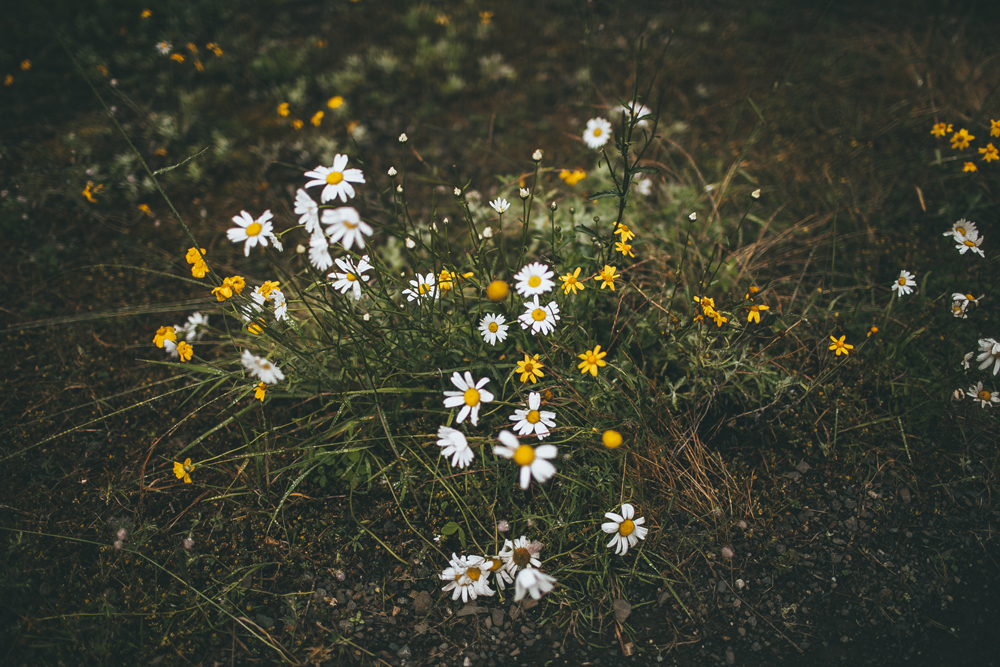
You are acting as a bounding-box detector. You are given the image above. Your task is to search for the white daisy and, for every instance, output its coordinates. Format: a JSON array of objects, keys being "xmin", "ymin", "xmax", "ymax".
[
  {"xmin": 270, "ymin": 290, "xmax": 288, "ymax": 321},
  {"xmin": 442, "ymin": 372, "xmax": 494, "ymax": 426},
  {"xmin": 328, "ymin": 255, "xmax": 372, "ymax": 301},
  {"xmin": 321, "ymin": 207, "xmax": 373, "ymax": 251},
  {"xmin": 479, "ymin": 313, "xmax": 509, "ymax": 345},
  {"xmin": 308, "ymin": 230, "xmax": 333, "ymax": 271},
  {"xmin": 437, "ymin": 426, "xmax": 474, "ymax": 469},
  {"xmin": 403, "ymin": 272, "xmax": 439, "ymax": 302},
  {"xmin": 615, "ymin": 103, "xmax": 652, "ymax": 127},
  {"xmin": 518, "ymin": 296, "xmax": 560, "ymax": 336},
  {"xmin": 956, "ymin": 230, "xmax": 985, "ymax": 258},
  {"xmin": 952, "ymin": 292, "xmax": 980, "ymax": 319},
  {"xmin": 155, "ymin": 41, "xmax": 172, "ymax": 55},
  {"xmin": 891, "ymin": 270, "xmax": 916, "ymax": 296},
  {"xmin": 633, "ymin": 178, "xmax": 653, "ymax": 196},
  {"xmin": 489, "ymin": 197, "xmax": 510, "ymax": 214},
  {"xmin": 241, "ymin": 350, "xmax": 285, "ymax": 385},
  {"xmin": 498, "ymin": 536, "xmax": 541, "ymax": 575},
  {"xmin": 601, "ymin": 503, "xmax": 648, "ymax": 556},
  {"xmin": 967, "ymin": 381, "xmax": 1000, "ymax": 408},
  {"xmin": 439, "ymin": 554, "xmax": 494, "ymax": 603},
  {"xmin": 944, "ymin": 218, "xmax": 978, "ymax": 240},
  {"xmin": 509, "ymin": 392, "xmax": 556, "ymax": 440},
  {"xmin": 294, "ymin": 188, "xmax": 320, "ymax": 235},
  {"xmin": 483, "ymin": 557, "xmax": 514, "ymax": 591},
  {"xmin": 494, "ymin": 430, "xmax": 557, "ymax": 490},
  {"xmin": 513, "ymin": 262, "xmax": 555, "ymax": 297},
  {"xmin": 583, "ymin": 117, "xmax": 612, "ymax": 149},
  {"xmin": 178, "ymin": 312, "xmax": 208, "ymax": 342},
  {"xmin": 976, "ymin": 338, "xmax": 1000, "ymax": 375},
  {"xmin": 952, "ymin": 302, "xmax": 968, "ymax": 319},
  {"xmin": 227, "ymin": 210, "xmax": 279, "ymax": 257},
  {"xmin": 514, "ymin": 568, "xmax": 556, "ymax": 602},
  {"xmin": 303, "ymin": 154, "xmax": 366, "ymax": 203}
]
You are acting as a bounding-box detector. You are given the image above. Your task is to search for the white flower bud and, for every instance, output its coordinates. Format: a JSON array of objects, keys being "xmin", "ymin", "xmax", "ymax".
[
  {"xmin": 363, "ymin": 313, "xmax": 370, "ymax": 322},
  {"xmin": 183, "ymin": 537, "xmax": 195, "ymax": 550},
  {"xmin": 405, "ymin": 237, "xmax": 416, "ymax": 249},
  {"xmin": 519, "ymin": 187, "xmax": 530, "ymax": 199},
  {"xmin": 688, "ymin": 211, "xmax": 698, "ymax": 221},
  {"xmin": 388, "ymin": 166, "xmax": 397, "ymax": 177},
  {"xmin": 953, "ymin": 388, "xmax": 964, "ymax": 400},
  {"xmin": 396, "ymin": 184, "xmax": 403, "ymax": 193},
  {"xmin": 453, "ymin": 187, "xmax": 462, "ymax": 196},
  {"xmin": 398, "ymin": 133, "xmax": 408, "ymax": 143},
  {"xmin": 296, "ymin": 244, "xmax": 306, "ymax": 254},
  {"xmin": 532, "ymin": 149, "xmax": 543, "ymax": 161},
  {"xmin": 549, "ymin": 201, "xmax": 557, "ymax": 211},
  {"xmin": 431, "ymin": 222, "xmax": 438, "ymax": 231},
  {"xmin": 751, "ymin": 189, "xmax": 761, "ymax": 199},
  {"xmin": 442, "ymin": 217, "xmax": 449, "ymax": 224},
  {"xmin": 482, "ymin": 227, "xmax": 493, "ymax": 239}
]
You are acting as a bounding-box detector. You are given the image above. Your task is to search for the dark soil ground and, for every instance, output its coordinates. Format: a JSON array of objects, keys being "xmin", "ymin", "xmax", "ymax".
[{"xmin": 2, "ymin": 1, "xmax": 999, "ymax": 665}]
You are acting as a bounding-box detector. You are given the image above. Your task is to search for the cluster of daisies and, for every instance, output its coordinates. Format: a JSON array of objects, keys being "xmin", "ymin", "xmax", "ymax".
[
  {"xmin": 962, "ymin": 339, "xmax": 1000, "ymax": 408},
  {"xmin": 151, "ymin": 313, "xmax": 208, "ymax": 362},
  {"xmin": 930, "ymin": 119, "xmax": 1000, "ymax": 173}
]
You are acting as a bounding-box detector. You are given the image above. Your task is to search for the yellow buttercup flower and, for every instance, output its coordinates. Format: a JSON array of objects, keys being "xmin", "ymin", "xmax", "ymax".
[
  {"xmin": 614, "ymin": 241, "xmax": 634, "ymax": 258},
  {"xmin": 951, "ymin": 128, "xmax": 974, "ymax": 150},
  {"xmin": 577, "ymin": 345, "xmax": 608, "ymax": 377},
  {"xmin": 176, "ymin": 341, "xmax": 193, "ymax": 362},
  {"xmin": 173, "ymin": 458, "xmax": 195, "ymax": 484},
  {"xmin": 137, "ymin": 203, "xmax": 152, "ymax": 217},
  {"xmin": 194, "ymin": 59, "xmax": 204, "ymax": 73},
  {"xmin": 211, "ymin": 275, "xmax": 246, "ymax": 301},
  {"xmin": 829, "ymin": 335, "xmax": 854, "ymax": 356},
  {"xmin": 559, "ymin": 267, "xmax": 586, "ymax": 295},
  {"xmin": 867, "ymin": 326, "xmax": 879, "ymax": 337},
  {"xmin": 746, "ymin": 303, "xmax": 769, "ymax": 324},
  {"xmin": 602, "ymin": 430, "xmax": 623, "ymax": 449},
  {"xmin": 479, "ymin": 10, "xmax": 494, "ymax": 24},
  {"xmin": 3, "ymin": 75, "xmax": 12, "ymax": 86},
  {"xmin": 185, "ymin": 247, "xmax": 208, "ymax": 278},
  {"xmin": 963, "ymin": 161, "xmax": 978, "ymax": 173},
  {"xmin": 595, "ymin": 265, "xmax": 619, "ymax": 290},
  {"xmin": 259, "ymin": 280, "xmax": 280, "ymax": 299},
  {"xmin": 486, "ymin": 279, "xmax": 509, "ymax": 301},
  {"xmin": 171, "ymin": 53, "xmax": 185, "ymax": 62},
  {"xmin": 558, "ymin": 169, "xmax": 586, "ymax": 186},
  {"xmin": 140, "ymin": 9, "xmax": 152, "ymax": 18},
  {"xmin": 20, "ymin": 60, "xmax": 31, "ymax": 71},
  {"xmin": 931, "ymin": 122, "xmax": 952, "ymax": 138},
  {"xmin": 254, "ymin": 383, "xmax": 268, "ymax": 401},
  {"xmin": 515, "ymin": 353, "xmax": 545, "ymax": 384},
  {"xmin": 82, "ymin": 181, "xmax": 102, "ymax": 203},
  {"xmin": 207, "ymin": 43, "xmax": 224, "ymax": 57},
  {"xmin": 327, "ymin": 96, "xmax": 344, "ymax": 109},
  {"xmin": 153, "ymin": 326, "xmax": 177, "ymax": 348},
  {"xmin": 979, "ymin": 143, "xmax": 998, "ymax": 162}
]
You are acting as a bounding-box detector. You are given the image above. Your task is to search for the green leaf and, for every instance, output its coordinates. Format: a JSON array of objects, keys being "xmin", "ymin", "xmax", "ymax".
[
  {"xmin": 588, "ymin": 190, "xmax": 619, "ymax": 201},
  {"xmin": 441, "ymin": 521, "xmax": 459, "ymax": 535}
]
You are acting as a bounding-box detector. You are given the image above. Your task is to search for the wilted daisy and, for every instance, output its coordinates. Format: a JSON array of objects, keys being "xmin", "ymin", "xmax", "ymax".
[
  {"xmin": 303, "ymin": 154, "xmax": 365, "ymax": 203},
  {"xmin": 509, "ymin": 392, "xmax": 556, "ymax": 439},
  {"xmin": 518, "ymin": 296, "xmax": 560, "ymax": 336},
  {"xmin": 489, "ymin": 197, "xmax": 510, "ymax": 214},
  {"xmin": 976, "ymin": 338, "xmax": 1000, "ymax": 375},
  {"xmin": 294, "ymin": 188, "xmax": 320, "ymax": 234},
  {"xmin": 956, "ymin": 230, "xmax": 985, "ymax": 258},
  {"xmin": 514, "ymin": 262, "xmax": 555, "ymax": 297},
  {"xmin": 443, "ymin": 371, "xmax": 494, "ymax": 426},
  {"xmin": 499, "ymin": 536, "xmax": 542, "ymax": 575},
  {"xmin": 403, "ymin": 272, "xmax": 439, "ymax": 302},
  {"xmin": 944, "ymin": 219, "xmax": 978, "ymax": 240},
  {"xmin": 963, "ymin": 351, "xmax": 975, "ymax": 370},
  {"xmin": 440, "ymin": 554, "xmax": 494, "ymax": 603},
  {"xmin": 321, "ymin": 207, "xmax": 373, "ymax": 251},
  {"xmin": 514, "ymin": 568, "xmax": 556, "ymax": 602},
  {"xmin": 494, "ymin": 430, "xmax": 557, "ymax": 490},
  {"xmin": 484, "ymin": 557, "xmax": 514, "ymax": 590},
  {"xmin": 479, "ymin": 313, "xmax": 509, "ymax": 345},
  {"xmin": 583, "ymin": 117, "xmax": 612, "ymax": 149},
  {"xmin": 329, "ymin": 255, "xmax": 372, "ymax": 301},
  {"xmin": 952, "ymin": 293, "xmax": 980, "ymax": 318},
  {"xmin": 437, "ymin": 426, "xmax": 474, "ymax": 468},
  {"xmin": 967, "ymin": 381, "xmax": 999, "ymax": 408},
  {"xmin": 228, "ymin": 210, "xmax": 280, "ymax": 256},
  {"xmin": 241, "ymin": 350, "xmax": 285, "ymax": 384},
  {"xmin": 308, "ymin": 231, "xmax": 334, "ymax": 271},
  {"xmin": 602, "ymin": 503, "xmax": 648, "ymax": 556},
  {"xmin": 178, "ymin": 312, "xmax": 208, "ymax": 341},
  {"xmin": 891, "ymin": 270, "xmax": 916, "ymax": 296}
]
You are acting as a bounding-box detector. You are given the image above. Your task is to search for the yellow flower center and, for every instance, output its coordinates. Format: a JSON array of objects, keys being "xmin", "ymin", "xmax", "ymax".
[
  {"xmin": 965, "ymin": 239, "xmax": 976, "ymax": 247},
  {"xmin": 956, "ymin": 226, "xmax": 966, "ymax": 235},
  {"xmin": 966, "ymin": 294, "xmax": 975, "ymax": 301},
  {"xmin": 346, "ymin": 273, "xmax": 356, "ymax": 281},
  {"xmin": 489, "ymin": 558, "xmax": 503, "ymax": 572},
  {"xmin": 594, "ymin": 128, "xmax": 603, "ymax": 137},
  {"xmin": 532, "ymin": 308, "xmax": 547, "ymax": 322},
  {"xmin": 898, "ymin": 277, "xmax": 907, "ymax": 285},
  {"xmin": 344, "ymin": 217, "xmax": 358, "ymax": 229},
  {"xmin": 513, "ymin": 547, "xmax": 532, "ymax": 568},
  {"xmin": 528, "ymin": 276, "xmax": 541, "ymax": 288},
  {"xmin": 463, "ymin": 388, "xmax": 480, "ymax": 406},
  {"xmin": 325, "ymin": 171, "xmax": 344, "ymax": 185},
  {"xmin": 466, "ymin": 568, "xmax": 481, "ymax": 581},
  {"xmin": 246, "ymin": 222, "xmax": 262, "ymax": 237},
  {"xmin": 585, "ymin": 353, "xmax": 598, "ymax": 364},
  {"xmin": 488, "ymin": 322, "xmax": 498, "ymax": 333},
  {"xmin": 619, "ymin": 519, "xmax": 635, "ymax": 536},
  {"xmin": 526, "ymin": 409, "xmax": 541, "ymax": 424},
  {"xmin": 513, "ymin": 444, "xmax": 535, "ymax": 466},
  {"xmin": 183, "ymin": 462, "xmax": 193, "ymax": 473},
  {"xmin": 980, "ymin": 390, "xmax": 992, "ymax": 401},
  {"xmin": 419, "ymin": 283, "xmax": 430, "ymax": 294},
  {"xmin": 566, "ymin": 276, "xmax": 578, "ymax": 285}
]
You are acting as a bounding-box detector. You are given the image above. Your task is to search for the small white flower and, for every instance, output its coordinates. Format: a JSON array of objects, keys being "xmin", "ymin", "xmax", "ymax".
[
  {"xmin": 241, "ymin": 350, "xmax": 285, "ymax": 385},
  {"xmin": 362, "ymin": 313, "xmax": 370, "ymax": 322},
  {"xmin": 633, "ymin": 178, "xmax": 653, "ymax": 196},
  {"xmin": 482, "ymin": 227, "xmax": 493, "ymax": 239},
  {"xmin": 271, "ymin": 290, "xmax": 288, "ymax": 321},
  {"xmin": 513, "ymin": 262, "xmax": 555, "ymax": 297},
  {"xmin": 405, "ymin": 237, "xmax": 416, "ymax": 249},
  {"xmin": 321, "ymin": 207, "xmax": 373, "ymax": 251},
  {"xmin": 442, "ymin": 372, "xmax": 494, "ymax": 426},
  {"xmin": 509, "ymin": 392, "xmax": 556, "ymax": 440},
  {"xmin": 328, "ymin": 255, "xmax": 373, "ymax": 301},
  {"xmin": 437, "ymin": 426, "xmax": 474, "ymax": 468},
  {"xmin": 440, "ymin": 554, "xmax": 494, "ymax": 603},
  {"xmin": 944, "ymin": 218, "xmax": 978, "ymax": 240},
  {"xmin": 601, "ymin": 503, "xmax": 648, "ymax": 556},
  {"xmin": 398, "ymin": 133, "xmax": 408, "ymax": 143},
  {"xmin": 303, "ymin": 154, "xmax": 366, "ymax": 203},
  {"xmin": 388, "ymin": 166, "xmax": 397, "ymax": 177},
  {"xmin": 518, "ymin": 296, "xmax": 560, "ymax": 336},
  {"xmin": 479, "ymin": 313, "xmax": 509, "ymax": 345},
  {"xmin": 308, "ymin": 230, "xmax": 333, "ymax": 271},
  {"xmin": 956, "ymin": 229, "xmax": 985, "ymax": 258},
  {"xmin": 402, "ymin": 272, "xmax": 439, "ymax": 302},
  {"xmin": 178, "ymin": 312, "xmax": 208, "ymax": 342},
  {"xmin": 454, "ymin": 187, "xmax": 462, "ymax": 196},
  {"xmin": 976, "ymin": 338, "xmax": 1000, "ymax": 375},
  {"xmin": 396, "ymin": 184, "xmax": 403, "ymax": 193},
  {"xmin": 751, "ymin": 188, "xmax": 761, "ymax": 199},
  {"xmin": 227, "ymin": 210, "xmax": 276, "ymax": 257},
  {"xmin": 891, "ymin": 270, "xmax": 916, "ymax": 296},
  {"xmin": 967, "ymin": 381, "xmax": 999, "ymax": 408},
  {"xmin": 953, "ymin": 388, "xmax": 965, "ymax": 401},
  {"xmin": 583, "ymin": 117, "xmax": 612, "ymax": 149},
  {"xmin": 156, "ymin": 41, "xmax": 172, "ymax": 55},
  {"xmin": 498, "ymin": 535, "xmax": 542, "ymax": 575},
  {"xmin": 494, "ymin": 430, "xmax": 557, "ymax": 490},
  {"xmin": 514, "ymin": 568, "xmax": 556, "ymax": 602},
  {"xmin": 688, "ymin": 211, "xmax": 698, "ymax": 221},
  {"xmin": 294, "ymin": 188, "xmax": 320, "ymax": 235},
  {"xmin": 615, "ymin": 102, "xmax": 652, "ymax": 127},
  {"xmin": 489, "ymin": 197, "xmax": 510, "ymax": 214},
  {"xmin": 519, "ymin": 187, "xmax": 530, "ymax": 200},
  {"xmin": 532, "ymin": 149, "xmax": 543, "ymax": 162}
]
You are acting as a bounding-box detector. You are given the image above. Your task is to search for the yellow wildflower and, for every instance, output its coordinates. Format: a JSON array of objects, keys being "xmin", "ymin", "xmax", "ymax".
[
  {"xmin": 82, "ymin": 181, "xmax": 102, "ymax": 203},
  {"xmin": 207, "ymin": 43, "xmax": 224, "ymax": 57},
  {"xmin": 979, "ymin": 143, "xmax": 998, "ymax": 162},
  {"xmin": 187, "ymin": 42, "xmax": 198, "ymax": 54},
  {"xmin": 951, "ymin": 128, "xmax": 974, "ymax": 150},
  {"xmin": 602, "ymin": 430, "xmax": 623, "ymax": 449},
  {"xmin": 559, "ymin": 267, "xmax": 586, "ymax": 295},
  {"xmin": 963, "ymin": 161, "xmax": 978, "ymax": 173},
  {"xmin": 479, "ymin": 11, "xmax": 494, "ymax": 24},
  {"xmin": 992, "ymin": 119, "xmax": 1000, "ymax": 138},
  {"xmin": 292, "ymin": 119, "xmax": 304, "ymax": 130},
  {"xmin": 185, "ymin": 247, "xmax": 208, "ymax": 278},
  {"xmin": 259, "ymin": 280, "xmax": 280, "ymax": 299},
  {"xmin": 747, "ymin": 303, "xmax": 769, "ymax": 324},
  {"xmin": 277, "ymin": 102, "xmax": 289, "ymax": 117},
  {"xmin": 173, "ymin": 458, "xmax": 195, "ymax": 484},
  {"xmin": 613, "ymin": 223, "xmax": 635, "ymax": 243},
  {"xmin": 311, "ymin": 110, "xmax": 324, "ymax": 126},
  {"xmin": 930, "ymin": 122, "xmax": 952, "ymax": 138},
  {"xmin": 153, "ymin": 326, "xmax": 177, "ymax": 348},
  {"xmin": 829, "ymin": 335, "xmax": 853, "ymax": 356},
  {"xmin": 327, "ymin": 96, "xmax": 344, "ymax": 109},
  {"xmin": 194, "ymin": 59, "xmax": 204, "ymax": 73},
  {"xmin": 140, "ymin": 9, "xmax": 152, "ymax": 18},
  {"xmin": 137, "ymin": 204, "xmax": 152, "ymax": 217},
  {"xmin": 176, "ymin": 341, "xmax": 193, "ymax": 362},
  {"xmin": 486, "ymin": 279, "xmax": 509, "ymax": 301},
  {"xmin": 577, "ymin": 345, "xmax": 608, "ymax": 377},
  {"xmin": 212, "ymin": 276, "xmax": 246, "ymax": 301},
  {"xmin": 558, "ymin": 169, "xmax": 586, "ymax": 186},
  {"xmin": 515, "ymin": 353, "xmax": 545, "ymax": 384},
  {"xmin": 595, "ymin": 265, "xmax": 619, "ymax": 290},
  {"xmin": 614, "ymin": 241, "xmax": 634, "ymax": 258},
  {"xmin": 171, "ymin": 53, "xmax": 185, "ymax": 62},
  {"xmin": 254, "ymin": 383, "xmax": 268, "ymax": 401},
  {"xmin": 20, "ymin": 60, "xmax": 31, "ymax": 71},
  {"xmin": 435, "ymin": 14, "xmax": 450, "ymax": 25},
  {"xmin": 3, "ymin": 75, "xmax": 12, "ymax": 86}
]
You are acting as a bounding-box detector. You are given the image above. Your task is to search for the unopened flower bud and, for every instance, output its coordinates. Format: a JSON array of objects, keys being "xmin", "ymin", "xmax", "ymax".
[
  {"xmin": 363, "ymin": 313, "xmax": 370, "ymax": 322},
  {"xmin": 431, "ymin": 222, "xmax": 438, "ymax": 231},
  {"xmin": 183, "ymin": 537, "xmax": 195, "ymax": 550},
  {"xmin": 388, "ymin": 166, "xmax": 397, "ymax": 177},
  {"xmin": 405, "ymin": 237, "xmax": 416, "ymax": 249},
  {"xmin": 453, "ymin": 187, "xmax": 462, "ymax": 196},
  {"xmin": 296, "ymin": 244, "xmax": 306, "ymax": 254},
  {"xmin": 532, "ymin": 149, "xmax": 543, "ymax": 162},
  {"xmin": 398, "ymin": 133, "xmax": 408, "ymax": 143},
  {"xmin": 549, "ymin": 201, "xmax": 557, "ymax": 211},
  {"xmin": 442, "ymin": 217, "xmax": 450, "ymax": 224},
  {"xmin": 519, "ymin": 187, "xmax": 530, "ymax": 200},
  {"xmin": 721, "ymin": 545, "xmax": 735, "ymax": 559},
  {"xmin": 497, "ymin": 520, "xmax": 510, "ymax": 533},
  {"xmin": 751, "ymin": 188, "xmax": 761, "ymax": 199},
  {"xmin": 688, "ymin": 211, "xmax": 698, "ymax": 221},
  {"xmin": 396, "ymin": 184, "xmax": 403, "ymax": 193},
  {"xmin": 482, "ymin": 227, "xmax": 493, "ymax": 239},
  {"xmin": 113, "ymin": 540, "xmax": 124, "ymax": 550},
  {"xmin": 116, "ymin": 528, "xmax": 128, "ymax": 541}
]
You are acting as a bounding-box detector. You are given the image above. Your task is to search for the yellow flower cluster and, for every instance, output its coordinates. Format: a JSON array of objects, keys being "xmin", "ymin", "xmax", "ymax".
[
  {"xmin": 278, "ymin": 96, "xmax": 351, "ymax": 132},
  {"xmin": 186, "ymin": 247, "xmax": 208, "ymax": 278},
  {"xmin": 693, "ymin": 296, "xmax": 727, "ymax": 327},
  {"xmin": 932, "ymin": 120, "xmax": 1000, "ymax": 173},
  {"xmin": 212, "ymin": 275, "xmax": 246, "ymax": 301}
]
